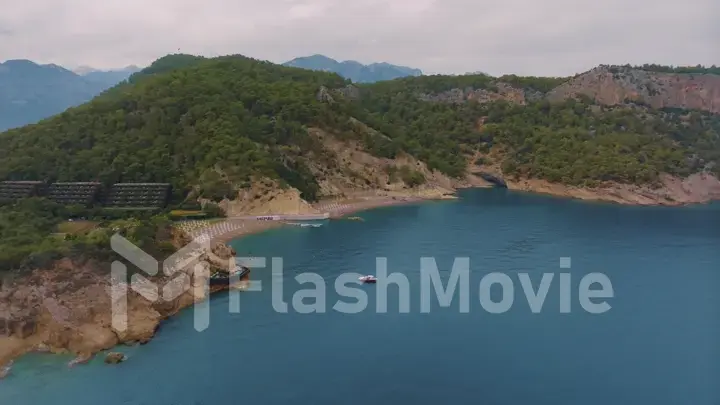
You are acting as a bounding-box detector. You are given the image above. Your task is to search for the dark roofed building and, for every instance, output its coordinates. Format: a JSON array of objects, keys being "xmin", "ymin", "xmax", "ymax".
[
  {"xmin": 0, "ymin": 181, "xmax": 47, "ymax": 202},
  {"xmin": 46, "ymin": 182, "xmax": 102, "ymax": 206},
  {"xmin": 102, "ymin": 183, "xmax": 171, "ymax": 208}
]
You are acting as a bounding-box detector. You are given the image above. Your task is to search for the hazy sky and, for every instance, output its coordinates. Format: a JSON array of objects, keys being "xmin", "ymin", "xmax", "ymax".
[{"xmin": 0, "ymin": 0, "xmax": 718, "ymax": 76}]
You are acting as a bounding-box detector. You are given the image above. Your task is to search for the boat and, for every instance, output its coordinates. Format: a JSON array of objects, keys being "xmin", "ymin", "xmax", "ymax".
[
  {"xmin": 286, "ymin": 222, "xmax": 323, "ymax": 228},
  {"xmin": 359, "ymin": 275, "xmax": 377, "ymax": 283},
  {"xmin": 209, "ymin": 265, "xmax": 250, "ymax": 286}
]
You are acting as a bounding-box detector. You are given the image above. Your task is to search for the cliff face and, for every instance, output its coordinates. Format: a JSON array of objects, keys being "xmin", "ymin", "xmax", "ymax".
[
  {"xmin": 305, "ymin": 127, "xmax": 491, "ymax": 197},
  {"xmin": 547, "ymin": 66, "xmax": 720, "ymax": 113},
  {"xmin": 0, "ymin": 232, "xmax": 238, "ymax": 368},
  {"xmin": 419, "ymin": 82, "xmax": 544, "ymax": 105},
  {"xmin": 415, "ymin": 66, "xmax": 720, "ymax": 114},
  {"xmin": 505, "ymin": 173, "xmax": 720, "ymax": 206},
  {"xmin": 474, "ymin": 152, "xmax": 720, "ymax": 206}
]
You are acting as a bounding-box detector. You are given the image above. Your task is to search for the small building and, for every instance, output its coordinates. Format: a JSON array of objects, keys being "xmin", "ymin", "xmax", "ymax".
[
  {"xmin": 0, "ymin": 181, "xmax": 47, "ymax": 202},
  {"xmin": 46, "ymin": 182, "xmax": 103, "ymax": 206},
  {"xmin": 102, "ymin": 183, "xmax": 172, "ymax": 208}
]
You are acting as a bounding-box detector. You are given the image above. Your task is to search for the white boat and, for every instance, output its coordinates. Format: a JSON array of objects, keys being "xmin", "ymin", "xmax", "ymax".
[
  {"xmin": 286, "ymin": 222, "xmax": 323, "ymax": 228},
  {"xmin": 359, "ymin": 275, "xmax": 377, "ymax": 283}
]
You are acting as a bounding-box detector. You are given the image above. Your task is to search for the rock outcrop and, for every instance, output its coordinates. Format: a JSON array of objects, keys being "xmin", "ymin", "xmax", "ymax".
[
  {"xmin": 419, "ymin": 82, "xmax": 543, "ymax": 105},
  {"xmin": 506, "ymin": 172, "xmax": 720, "ymax": 206},
  {"xmin": 547, "ymin": 65, "xmax": 720, "ymax": 113},
  {"xmin": 104, "ymin": 352, "xmax": 126, "ymax": 364},
  {"xmin": 0, "ymin": 231, "xmax": 239, "ymax": 369},
  {"xmin": 316, "ymin": 86, "xmax": 335, "ymax": 103},
  {"xmin": 414, "ymin": 66, "xmax": 720, "ymax": 114},
  {"xmin": 305, "ymin": 127, "xmax": 490, "ymax": 199},
  {"xmin": 219, "ymin": 178, "xmax": 321, "ymax": 216},
  {"xmin": 337, "ymin": 84, "xmax": 361, "ymax": 100}
]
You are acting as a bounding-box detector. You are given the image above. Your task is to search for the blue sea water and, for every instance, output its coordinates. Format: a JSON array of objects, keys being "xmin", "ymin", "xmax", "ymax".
[{"xmin": 1, "ymin": 189, "xmax": 718, "ymax": 404}]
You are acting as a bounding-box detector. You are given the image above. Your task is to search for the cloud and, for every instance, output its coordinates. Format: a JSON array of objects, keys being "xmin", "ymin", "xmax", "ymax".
[{"xmin": 0, "ymin": 0, "xmax": 717, "ymax": 76}]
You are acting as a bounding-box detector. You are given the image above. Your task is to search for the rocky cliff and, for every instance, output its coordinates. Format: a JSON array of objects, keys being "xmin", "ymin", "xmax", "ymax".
[
  {"xmin": 505, "ymin": 172, "xmax": 720, "ymax": 206},
  {"xmin": 419, "ymin": 82, "xmax": 544, "ymax": 105},
  {"xmin": 413, "ymin": 65, "xmax": 720, "ymax": 114},
  {"xmin": 547, "ymin": 65, "xmax": 720, "ymax": 113},
  {"xmin": 0, "ymin": 230, "xmax": 239, "ymax": 369},
  {"xmin": 473, "ymin": 151, "xmax": 720, "ymax": 206}
]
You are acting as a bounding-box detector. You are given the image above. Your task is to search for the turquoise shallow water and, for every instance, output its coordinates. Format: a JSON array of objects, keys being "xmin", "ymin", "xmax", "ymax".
[{"xmin": 1, "ymin": 189, "xmax": 719, "ymax": 404}]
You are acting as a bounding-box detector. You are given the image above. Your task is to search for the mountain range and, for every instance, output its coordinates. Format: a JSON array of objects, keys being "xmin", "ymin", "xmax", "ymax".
[
  {"xmin": 0, "ymin": 61, "xmax": 139, "ymax": 131},
  {"xmin": 283, "ymin": 54, "xmax": 422, "ymax": 83},
  {"xmin": 74, "ymin": 65, "xmax": 141, "ymax": 88}
]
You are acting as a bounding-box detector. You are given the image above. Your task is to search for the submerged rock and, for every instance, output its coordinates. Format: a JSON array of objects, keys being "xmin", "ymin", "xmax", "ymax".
[
  {"xmin": 105, "ymin": 352, "xmax": 127, "ymax": 364},
  {"xmin": 68, "ymin": 354, "xmax": 92, "ymax": 368}
]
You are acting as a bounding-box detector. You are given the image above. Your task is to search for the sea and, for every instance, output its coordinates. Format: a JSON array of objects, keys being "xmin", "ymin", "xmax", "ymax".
[{"xmin": 1, "ymin": 188, "xmax": 718, "ymax": 405}]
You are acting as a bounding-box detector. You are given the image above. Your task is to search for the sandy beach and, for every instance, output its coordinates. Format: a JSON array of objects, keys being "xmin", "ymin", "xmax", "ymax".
[
  {"xmin": 316, "ymin": 196, "xmax": 427, "ymax": 218},
  {"xmin": 177, "ymin": 196, "xmax": 434, "ymax": 244}
]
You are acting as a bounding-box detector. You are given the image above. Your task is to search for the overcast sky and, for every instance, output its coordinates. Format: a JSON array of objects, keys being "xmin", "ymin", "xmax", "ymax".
[{"xmin": 0, "ymin": 0, "xmax": 718, "ymax": 76}]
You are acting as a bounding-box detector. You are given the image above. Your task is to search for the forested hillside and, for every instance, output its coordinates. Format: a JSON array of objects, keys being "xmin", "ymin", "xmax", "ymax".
[
  {"xmin": 349, "ymin": 74, "xmax": 720, "ymax": 185},
  {"xmin": 0, "ymin": 55, "xmax": 358, "ymax": 201},
  {"xmin": 1, "ymin": 54, "xmax": 718, "ymax": 204},
  {"xmin": 633, "ymin": 64, "xmax": 720, "ymax": 75}
]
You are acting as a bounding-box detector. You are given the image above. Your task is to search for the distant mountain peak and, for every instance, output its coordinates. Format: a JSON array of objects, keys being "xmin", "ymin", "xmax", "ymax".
[
  {"xmin": 1, "ymin": 59, "xmax": 40, "ymax": 68},
  {"xmin": 283, "ymin": 54, "xmax": 422, "ymax": 83},
  {"xmin": 0, "ymin": 60, "xmax": 138, "ymax": 132},
  {"xmin": 74, "ymin": 65, "xmax": 143, "ymax": 76},
  {"xmin": 73, "ymin": 65, "xmax": 99, "ymax": 75}
]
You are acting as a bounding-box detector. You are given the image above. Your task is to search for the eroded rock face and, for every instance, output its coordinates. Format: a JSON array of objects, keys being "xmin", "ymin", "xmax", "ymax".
[
  {"xmin": 337, "ymin": 85, "xmax": 361, "ymax": 100},
  {"xmin": 219, "ymin": 178, "xmax": 321, "ymax": 216},
  {"xmin": 413, "ymin": 66, "xmax": 720, "ymax": 113},
  {"xmin": 316, "ymin": 86, "xmax": 335, "ymax": 103},
  {"xmin": 419, "ymin": 82, "xmax": 543, "ymax": 105},
  {"xmin": 547, "ymin": 66, "xmax": 720, "ymax": 113},
  {"xmin": 0, "ymin": 240, "xmax": 238, "ymax": 368},
  {"xmin": 506, "ymin": 172, "xmax": 720, "ymax": 206}
]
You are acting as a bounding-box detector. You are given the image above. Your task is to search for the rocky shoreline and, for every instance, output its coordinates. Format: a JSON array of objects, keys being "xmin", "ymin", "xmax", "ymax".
[
  {"xmin": 0, "ymin": 195, "xmax": 446, "ymax": 374},
  {"xmin": 0, "ymin": 230, "xmax": 244, "ymax": 375},
  {"xmin": 505, "ymin": 172, "xmax": 720, "ymax": 207}
]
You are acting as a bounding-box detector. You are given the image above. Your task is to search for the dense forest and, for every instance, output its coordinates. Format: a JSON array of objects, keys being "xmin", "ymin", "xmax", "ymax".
[
  {"xmin": 349, "ymin": 74, "xmax": 719, "ymax": 184},
  {"xmin": 633, "ymin": 64, "xmax": 720, "ymax": 75},
  {"xmin": 0, "ymin": 198, "xmax": 173, "ymax": 272},
  {"xmin": 0, "ymin": 55, "xmax": 354, "ymax": 202}
]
